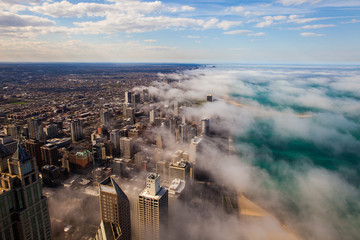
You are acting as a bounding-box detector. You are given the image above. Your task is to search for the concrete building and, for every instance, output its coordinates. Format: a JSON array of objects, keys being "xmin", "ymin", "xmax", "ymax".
[
  {"xmin": 25, "ymin": 139, "xmax": 44, "ymax": 169},
  {"xmin": 27, "ymin": 117, "xmax": 44, "ymax": 141},
  {"xmin": 169, "ymin": 160, "xmax": 190, "ymax": 181},
  {"xmin": 120, "ymin": 137, "xmax": 133, "ymax": 159},
  {"xmin": 70, "ymin": 119, "xmax": 83, "ymax": 142},
  {"xmin": 131, "ymin": 92, "xmax": 141, "ymax": 109},
  {"xmin": 75, "ymin": 150, "xmax": 92, "ymax": 169},
  {"xmin": 149, "ymin": 110, "xmax": 155, "ymax": 124},
  {"xmin": 93, "ymin": 143, "xmax": 106, "ymax": 166},
  {"xmin": 0, "ymin": 135, "xmax": 18, "ymax": 154},
  {"xmin": 201, "ymin": 118, "xmax": 210, "ymax": 136},
  {"xmin": 44, "ymin": 124, "xmax": 58, "ymax": 139},
  {"xmin": 125, "ymin": 91, "xmax": 132, "ymax": 104},
  {"xmin": 125, "ymin": 108, "xmax": 135, "ymax": 124},
  {"xmin": 0, "ymin": 144, "xmax": 52, "ymax": 240},
  {"xmin": 100, "ymin": 110, "xmax": 111, "ymax": 129},
  {"xmin": 95, "ymin": 177, "xmax": 131, "ymax": 240},
  {"xmin": 189, "ymin": 136, "xmax": 203, "ymax": 163},
  {"xmin": 4, "ymin": 125, "xmax": 21, "ymax": 139},
  {"xmin": 40, "ymin": 143, "xmax": 60, "ymax": 166},
  {"xmin": 138, "ymin": 174, "xmax": 168, "ymax": 240},
  {"xmin": 110, "ymin": 129, "xmax": 121, "ymax": 157}
]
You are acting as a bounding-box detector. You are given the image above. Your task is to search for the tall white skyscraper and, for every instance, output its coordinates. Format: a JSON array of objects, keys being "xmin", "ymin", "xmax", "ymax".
[{"xmin": 138, "ymin": 174, "xmax": 168, "ymax": 240}]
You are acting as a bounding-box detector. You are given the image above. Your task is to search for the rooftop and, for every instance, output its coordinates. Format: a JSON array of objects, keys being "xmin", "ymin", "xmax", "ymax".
[
  {"xmin": 99, "ymin": 177, "xmax": 129, "ymax": 201},
  {"xmin": 191, "ymin": 136, "xmax": 203, "ymax": 144},
  {"xmin": 139, "ymin": 187, "xmax": 167, "ymax": 200}
]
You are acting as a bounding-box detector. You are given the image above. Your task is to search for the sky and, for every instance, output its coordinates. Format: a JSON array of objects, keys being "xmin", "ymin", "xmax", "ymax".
[{"xmin": 0, "ymin": 0, "xmax": 359, "ymax": 63}]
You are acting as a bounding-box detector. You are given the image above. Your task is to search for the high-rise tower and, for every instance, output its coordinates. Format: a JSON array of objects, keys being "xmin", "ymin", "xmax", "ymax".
[
  {"xmin": 125, "ymin": 91, "xmax": 132, "ymax": 104},
  {"xmin": 110, "ymin": 129, "xmax": 121, "ymax": 157},
  {"xmin": 95, "ymin": 177, "xmax": 131, "ymax": 240},
  {"xmin": 27, "ymin": 117, "xmax": 44, "ymax": 141},
  {"xmin": 100, "ymin": 110, "xmax": 111, "ymax": 129},
  {"xmin": 138, "ymin": 174, "xmax": 168, "ymax": 240},
  {"xmin": 70, "ymin": 119, "xmax": 83, "ymax": 142},
  {"xmin": 0, "ymin": 143, "xmax": 52, "ymax": 240},
  {"xmin": 201, "ymin": 118, "xmax": 210, "ymax": 136}
]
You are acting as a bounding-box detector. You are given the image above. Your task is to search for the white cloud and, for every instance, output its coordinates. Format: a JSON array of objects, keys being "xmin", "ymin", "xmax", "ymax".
[
  {"xmin": 166, "ymin": 5, "xmax": 195, "ymax": 13},
  {"xmin": 228, "ymin": 6, "xmax": 245, "ymax": 13},
  {"xmin": 187, "ymin": 35, "xmax": 200, "ymax": 39},
  {"xmin": 144, "ymin": 39, "xmax": 157, "ymax": 42},
  {"xmin": 0, "ymin": 0, "xmax": 44, "ymax": 4},
  {"xmin": 181, "ymin": 5, "xmax": 195, "ymax": 12},
  {"xmin": 30, "ymin": 0, "xmax": 164, "ymax": 18},
  {"xmin": 201, "ymin": 18, "xmax": 218, "ymax": 29},
  {"xmin": 227, "ymin": 5, "xmax": 264, "ymax": 16},
  {"xmin": 255, "ymin": 19, "xmax": 273, "ymax": 28},
  {"xmin": 255, "ymin": 15, "xmax": 287, "ymax": 28},
  {"xmin": 216, "ymin": 20, "xmax": 243, "ymax": 30},
  {"xmin": 288, "ymin": 17, "xmax": 331, "ymax": 24},
  {"xmin": 0, "ymin": 11, "xmax": 54, "ymax": 27},
  {"xmin": 73, "ymin": 13, "xmax": 206, "ymax": 34},
  {"xmin": 298, "ymin": 24, "xmax": 335, "ymax": 29},
  {"xmin": 224, "ymin": 29, "xmax": 265, "ymax": 37},
  {"xmin": 277, "ymin": 0, "xmax": 322, "ymax": 6},
  {"xmin": 341, "ymin": 19, "xmax": 360, "ymax": 24},
  {"xmin": 224, "ymin": 30, "xmax": 252, "ymax": 35},
  {"xmin": 300, "ymin": 32, "xmax": 323, "ymax": 36},
  {"xmin": 249, "ymin": 32, "xmax": 266, "ymax": 36},
  {"xmin": 0, "ymin": 38, "xmax": 185, "ymax": 62}
]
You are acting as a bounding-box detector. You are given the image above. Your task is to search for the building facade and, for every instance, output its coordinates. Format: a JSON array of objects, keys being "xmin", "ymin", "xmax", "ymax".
[
  {"xmin": 95, "ymin": 177, "xmax": 131, "ymax": 240},
  {"xmin": 70, "ymin": 120, "xmax": 83, "ymax": 142},
  {"xmin": 0, "ymin": 144, "xmax": 52, "ymax": 240},
  {"xmin": 100, "ymin": 110, "xmax": 111, "ymax": 129},
  {"xmin": 138, "ymin": 174, "xmax": 168, "ymax": 240},
  {"xmin": 120, "ymin": 137, "xmax": 133, "ymax": 159}
]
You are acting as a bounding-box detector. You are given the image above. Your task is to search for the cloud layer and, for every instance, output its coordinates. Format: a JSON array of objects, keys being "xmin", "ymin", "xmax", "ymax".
[{"xmin": 144, "ymin": 65, "xmax": 360, "ymax": 240}]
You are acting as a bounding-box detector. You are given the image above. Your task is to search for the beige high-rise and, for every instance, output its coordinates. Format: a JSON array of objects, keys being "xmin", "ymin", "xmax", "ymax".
[
  {"xmin": 95, "ymin": 177, "xmax": 131, "ymax": 240},
  {"xmin": 138, "ymin": 174, "xmax": 168, "ymax": 240}
]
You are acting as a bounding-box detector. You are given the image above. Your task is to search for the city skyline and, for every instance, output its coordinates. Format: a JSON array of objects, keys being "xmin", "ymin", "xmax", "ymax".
[{"xmin": 0, "ymin": 0, "xmax": 359, "ymax": 64}]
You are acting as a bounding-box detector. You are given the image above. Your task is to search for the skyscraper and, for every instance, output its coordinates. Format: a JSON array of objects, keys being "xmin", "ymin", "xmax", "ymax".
[
  {"xmin": 189, "ymin": 136, "xmax": 203, "ymax": 163},
  {"xmin": 149, "ymin": 110, "xmax": 155, "ymax": 124},
  {"xmin": 125, "ymin": 91, "xmax": 132, "ymax": 104},
  {"xmin": 0, "ymin": 143, "xmax": 52, "ymax": 240},
  {"xmin": 70, "ymin": 119, "xmax": 83, "ymax": 142},
  {"xmin": 95, "ymin": 177, "xmax": 131, "ymax": 240},
  {"xmin": 125, "ymin": 107, "xmax": 135, "ymax": 125},
  {"xmin": 100, "ymin": 110, "xmax": 111, "ymax": 129},
  {"xmin": 43, "ymin": 124, "xmax": 58, "ymax": 139},
  {"xmin": 25, "ymin": 139, "xmax": 44, "ymax": 169},
  {"xmin": 40, "ymin": 143, "xmax": 60, "ymax": 166},
  {"xmin": 92, "ymin": 143, "xmax": 106, "ymax": 166},
  {"xmin": 131, "ymin": 92, "xmax": 141, "ymax": 109},
  {"xmin": 201, "ymin": 118, "xmax": 210, "ymax": 136},
  {"xmin": 110, "ymin": 129, "xmax": 121, "ymax": 157},
  {"xmin": 169, "ymin": 160, "xmax": 190, "ymax": 181},
  {"xmin": 138, "ymin": 174, "xmax": 168, "ymax": 240},
  {"xmin": 27, "ymin": 117, "xmax": 44, "ymax": 141},
  {"xmin": 120, "ymin": 137, "xmax": 133, "ymax": 159}
]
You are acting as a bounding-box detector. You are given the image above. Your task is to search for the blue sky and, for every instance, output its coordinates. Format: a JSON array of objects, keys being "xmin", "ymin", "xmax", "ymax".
[{"xmin": 0, "ymin": 0, "xmax": 359, "ymax": 63}]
